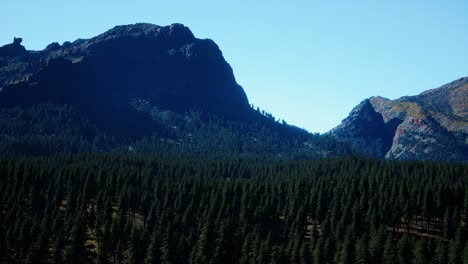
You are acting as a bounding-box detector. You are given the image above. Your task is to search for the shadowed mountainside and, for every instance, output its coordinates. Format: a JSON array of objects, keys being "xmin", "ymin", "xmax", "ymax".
[{"xmin": 0, "ymin": 23, "xmax": 250, "ymax": 131}]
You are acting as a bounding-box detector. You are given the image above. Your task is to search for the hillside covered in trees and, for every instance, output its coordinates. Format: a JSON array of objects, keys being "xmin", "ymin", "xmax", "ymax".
[{"xmin": 1, "ymin": 154, "xmax": 467, "ymax": 264}]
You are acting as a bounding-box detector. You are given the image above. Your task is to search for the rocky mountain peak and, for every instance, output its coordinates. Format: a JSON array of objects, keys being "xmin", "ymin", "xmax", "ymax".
[
  {"xmin": 330, "ymin": 78, "xmax": 468, "ymax": 161},
  {"xmin": 0, "ymin": 23, "xmax": 250, "ymax": 135},
  {"xmin": 329, "ymin": 98, "xmax": 398, "ymax": 158},
  {"xmin": 90, "ymin": 23, "xmax": 195, "ymax": 46}
]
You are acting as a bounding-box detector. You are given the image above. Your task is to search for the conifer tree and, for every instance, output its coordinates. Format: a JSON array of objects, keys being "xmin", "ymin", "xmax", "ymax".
[
  {"xmin": 449, "ymin": 226, "xmax": 464, "ymax": 264},
  {"xmin": 464, "ymin": 189, "xmax": 468, "ymax": 223},
  {"xmin": 190, "ymin": 218, "xmax": 212, "ymax": 264},
  {"xmin": 383, "ymin": 235, "xmax": 398, "ymax": 264},
  {"xmin": 51, "ymin": 231, "xmax": 65, "ymax": 264},
  {"xmin": 397, "ymin": 234, "xmax": 412, "ymax": 264},
  {"xmin": 354, "ymin": 234, "xmax": 369, "ymax": 264},
  {"xmin": 159, "ymin": 226, "xmax": 172, "ymax": 264},
  {"xmin": 63, "ymin": 213, "xmax": 87, "ymax": 264},
  {"xmin": 443, "ymin": 208, "xmax": 453, "ymax": 239},
  {"xmin": 369, "ymin": 228, "xmax": 384, "ymax": 263},
  {"xmin": 412, "ymin": 239, "xmax": 428, "ymax": 264},
  {"xmin": 433, "ymin": 239, "xmax": 447, "ymax": 264},
  {"xmin": 144, "ymin": 226, "xmax": 160, "ymax": 264},
  {"xmin": 312, "ymin": 237, "xmax": 325, "ymax": 264},
  {"xmin": 463, "ymin": 241, "xmax": 468, "ymax": 264},
  {"xmin": 123, "ymin": 224, "xmax": 138, "ymax": 264},
  {"xmin": 338, "ymin": 229, "xmax": 354, "ymax": 264},
  {"xmin": 239, "ymin": 233, "xmax": 252, "ymax": 264}
]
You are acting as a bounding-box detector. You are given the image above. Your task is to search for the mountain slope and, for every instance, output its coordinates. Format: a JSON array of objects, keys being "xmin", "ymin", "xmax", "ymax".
[
  {"xmin": 330, "ymin": 77, "xmax": 468, "ymax": 161},
  {"xmin": 0, "ymin": 23, "xmax": 349, "ymax": 158}
]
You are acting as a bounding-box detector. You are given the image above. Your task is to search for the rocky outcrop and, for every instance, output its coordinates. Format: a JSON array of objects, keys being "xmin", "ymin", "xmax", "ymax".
[
  {"xmin": 0, "ymin": 38, "xmax": 27, "ymax": 57},
  {"xmin": 330, "ymin": 78, "xmax": 468, "ymax": 161}
]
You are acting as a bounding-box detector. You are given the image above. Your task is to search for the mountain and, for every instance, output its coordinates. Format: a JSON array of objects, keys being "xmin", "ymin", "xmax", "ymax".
[
  {"xmin": 0, "ymin": 23, "xmax": 348, "ymax": 158},
  {"xmin": 0, "ymin": 23, "xmax": 250, "ymax": 125},
  {"xmin": 330, "ymin": 77, "xmax": 468, "ymax": 161}
]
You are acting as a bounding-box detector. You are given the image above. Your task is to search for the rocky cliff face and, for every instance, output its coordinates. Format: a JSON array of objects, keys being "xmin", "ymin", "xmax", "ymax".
[
  {"xmin": 330, "ymin": 77, "xmax": 468, "ymax": 161},
  {"xmin": 328, "ymin": 99, "xmax": 401, "ymax": 158},
  {"xmin": 0, "ymin": 23, "xmax": 250, "ymax": 135}
]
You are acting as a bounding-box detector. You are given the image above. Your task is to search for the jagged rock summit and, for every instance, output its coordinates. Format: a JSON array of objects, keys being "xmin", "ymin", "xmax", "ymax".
[
  {"xmin": 0, "ymin": 37, "xmax": 27, "ymax": 57},
  {"xmin": 0, "ymin": 23, "xmax": 250, "ymax": 130},
  {"xmin": 330, "ymin": 77, "xmax": 468, "ymax": 161}
]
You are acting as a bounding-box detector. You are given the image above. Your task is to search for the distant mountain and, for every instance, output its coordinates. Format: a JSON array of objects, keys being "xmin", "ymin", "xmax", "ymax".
[
  {"xmin": 0, "ymin": 23, "xmax": 348, "ymax": 158},
  {"xmin": 330, "ymin": 77, "xmax": 468, "ymax": 161}
]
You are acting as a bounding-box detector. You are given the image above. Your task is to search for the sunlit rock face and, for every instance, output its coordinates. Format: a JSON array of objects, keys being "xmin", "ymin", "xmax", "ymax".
[{"xmin": 330, "ymin": 77, "xmax": 468, "ymax": 161}]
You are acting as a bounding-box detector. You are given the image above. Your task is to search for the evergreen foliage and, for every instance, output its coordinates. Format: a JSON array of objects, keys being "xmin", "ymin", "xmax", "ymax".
[{"xmin": 0, "ymin": 154, "xmax": 466, "ymax": 263}]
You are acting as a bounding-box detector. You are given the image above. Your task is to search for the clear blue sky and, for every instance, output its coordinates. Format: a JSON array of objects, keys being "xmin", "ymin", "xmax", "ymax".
[{"xmin": 2, "ymin": 1, "xmax": 467, "ymax": 133}]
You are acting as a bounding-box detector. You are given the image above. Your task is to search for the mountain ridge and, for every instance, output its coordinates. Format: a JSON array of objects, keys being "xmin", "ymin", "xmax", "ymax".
[{"xmin": 330, "ymin": 77, "xmax": 468, "ymax": 161}]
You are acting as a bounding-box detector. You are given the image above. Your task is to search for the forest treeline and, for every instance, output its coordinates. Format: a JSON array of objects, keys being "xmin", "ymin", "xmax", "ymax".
[
  {"xmin": 0, "ymin": 154, "xmax": 467, "ymax": 264},
  {"xmin": 0, "ymin": 104, "xmax": 350, "ymax": 159}
]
